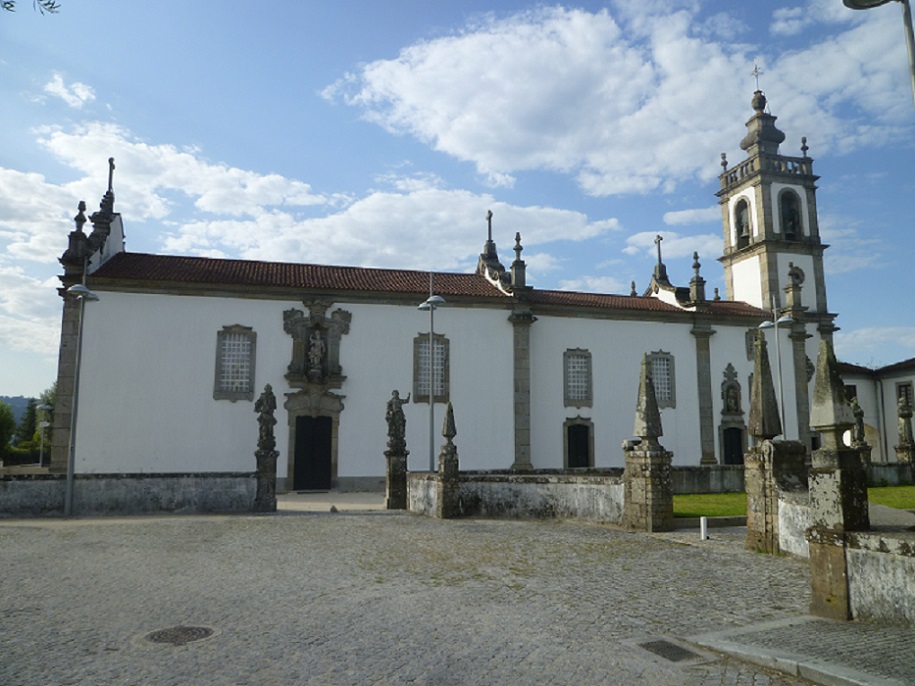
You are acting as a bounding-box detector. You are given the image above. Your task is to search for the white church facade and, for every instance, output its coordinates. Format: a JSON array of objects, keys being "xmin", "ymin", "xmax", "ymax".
[{"xmin": 47, "ymin": 92, "xmax": 906, "ymax": 500}]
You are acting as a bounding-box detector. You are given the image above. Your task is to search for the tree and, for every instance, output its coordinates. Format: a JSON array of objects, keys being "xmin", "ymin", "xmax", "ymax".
[
  {"xmin": 13, "ymin": 398, "xmax": 37, "ymax": 447},
  {"xmin": 0, "ymin": 402, "xmax": 15, "ymax": 456},
  {"xmin": 1, "ymin": 1, "xmax": 61, "ymax": 13}
]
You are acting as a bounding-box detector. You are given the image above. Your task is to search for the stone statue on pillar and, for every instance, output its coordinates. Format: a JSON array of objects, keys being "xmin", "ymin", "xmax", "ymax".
[
  {"xmin": 384, "ymin": 390, "xmax": 410, "ymax": 510},
  {"xmin": 254, "ymin": 384, "xmax": 279, "ymax": 512},
  {"xmin": 896, "ymin": 397, "xmax": 914, "ymax": 465}
]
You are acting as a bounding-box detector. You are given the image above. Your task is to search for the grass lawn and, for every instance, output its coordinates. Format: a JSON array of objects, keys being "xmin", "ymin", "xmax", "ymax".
[{"xmin": 673, "ymin": 485, "xmax": 915, "ymax": 518}]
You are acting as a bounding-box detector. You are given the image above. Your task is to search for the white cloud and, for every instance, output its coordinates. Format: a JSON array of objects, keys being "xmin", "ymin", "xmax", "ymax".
[
  {"xmin": 325, "ymin": 4, "xmax": 911, "ymax": 198},
  {"xmin": 835, "ymin": 326, "xmax": 915, "ymax": 367},
  {"xmin": 663, "ymin": 206, "xmax": 719, "ymax": 225},
  {"xmin": 35, "ymin": 122, "xmax": 331, "ymax": 222},
  {"xmin": 622, "ymin": 230, "xmax": 720, "ymax": 263},
  {"xmin": 558, "ymin": 274, "xmax": 629, "ymax": 294},
  {"xmin": 0, "ymin": 267, "xmax": 61, "ymax": 356},
  {"xmin": 43, "ymin": 73, "xmax": 96, "ymax": 109}
]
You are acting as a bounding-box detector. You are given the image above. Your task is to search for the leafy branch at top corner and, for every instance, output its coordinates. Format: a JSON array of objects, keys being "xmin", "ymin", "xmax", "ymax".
[{"xmin": 2, "ymin": 1, "xmax": 62, "ymax": 13}]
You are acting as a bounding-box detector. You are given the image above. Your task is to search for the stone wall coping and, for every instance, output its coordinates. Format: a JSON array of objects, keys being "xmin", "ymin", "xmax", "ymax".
[{"xmin": 1, "ymin": 472, "xmax": 256, "ymax": 482}]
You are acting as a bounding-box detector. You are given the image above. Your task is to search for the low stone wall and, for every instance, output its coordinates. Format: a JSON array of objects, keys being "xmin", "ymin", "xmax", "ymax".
[
  {"xmin": 777, "ymin": 492, "xmax": 810, "ymax": 559},
  {"xmin": 846, "ymin": 531, "xmax": 915, "ymax": 626},
  {"xmin": 0, "ymin": 473, "xmax": 257, "ymax": 517},
  {"xmin": 868, "ymin": 463, "xmax": 914, "ymax": 486},
  {"xmin": 407, "ymin": 471, "xmax": 625, "ymax": 523},
  {"xmin": 672, "ymin": 465, "xmax": 745, "ymax": 494}
]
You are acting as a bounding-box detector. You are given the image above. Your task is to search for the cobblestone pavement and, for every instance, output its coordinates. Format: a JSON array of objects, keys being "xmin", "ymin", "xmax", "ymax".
[{"xmin": 1, "ymin": 512, "xmax": 817, "ymax": 686}]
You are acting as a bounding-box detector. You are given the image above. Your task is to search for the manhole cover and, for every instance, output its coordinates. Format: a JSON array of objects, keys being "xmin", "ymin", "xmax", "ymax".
[
  {"xmin": 639, "ymin": 639, "xmax": 699, "ymax": 663},
  {"xmin": 145, "ymin": 626, "xmax": 215, "ymax": 646}
]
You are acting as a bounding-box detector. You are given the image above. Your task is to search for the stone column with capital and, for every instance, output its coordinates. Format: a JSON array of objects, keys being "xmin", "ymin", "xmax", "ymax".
[
  {"xmin": 254, "ymin": 385, "xmax": 279, "ymax": 513},
  {"xmin": 895, "ymin": 397, "xmax": 915, "ymax": 465}
]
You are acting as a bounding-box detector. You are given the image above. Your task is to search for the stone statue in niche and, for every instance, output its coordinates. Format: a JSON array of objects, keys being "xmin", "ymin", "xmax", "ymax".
[
  {"xmin": 721, "ymin": 363, "xmax": 743, "ymax": 415},
  {"xmin": 308, "ymin": 330, "xmax": 326, "ymax": 377},
  {"xmin": 851, "ymin": 396, "xmax": 865, "ymax": 446},
  {"xmin": 283, "ymin": 302, "xmax": 351, "ymax": 388}
]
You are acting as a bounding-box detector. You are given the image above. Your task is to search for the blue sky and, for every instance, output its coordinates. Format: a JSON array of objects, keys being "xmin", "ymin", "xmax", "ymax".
[{"xmin": 2, "ymin": 0, "xmax": 914, "ymax": 398}]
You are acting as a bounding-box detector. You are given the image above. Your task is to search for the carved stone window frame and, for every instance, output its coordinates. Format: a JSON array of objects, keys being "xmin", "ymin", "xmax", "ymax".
[
  {"xmin": 563, "ymin": 348, "xmax": 592, "ymax": 408},
  {"xmin": 650, "ymin": 350, "xmax": 676, "ymax": 409},
  {"xmin": 214, "ymin": 324, "xmax": 256, "ymax": 402},
  {"xmin": 897, "ymin": 382, "xmax": 914, "ymax": 408},
  {"xmin": 413, "ymin": 333, "xmax": 449, "ymax": 404}
]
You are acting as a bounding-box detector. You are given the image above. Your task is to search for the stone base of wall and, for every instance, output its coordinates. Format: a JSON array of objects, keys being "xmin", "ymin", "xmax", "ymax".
[
  {"xmin": 407, "ymin": 471, "xmax": 625, "ymax": 523},
  {"xmin": 846, "ymin": 531, "xmax": 915, "ymax": 626},
  {"xmin": 0, "ymin": 473, "xmax": 256, "ymax": 517}
]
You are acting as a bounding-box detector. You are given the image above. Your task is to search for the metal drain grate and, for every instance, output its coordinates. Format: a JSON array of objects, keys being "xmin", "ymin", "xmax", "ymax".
[
  {"xmin": 639, "ymin": 639, "xmax": 699, "ymax": 663},
  {"xmin": 145, "ymin": 626, "xmax": 214, "ymax": 646}
]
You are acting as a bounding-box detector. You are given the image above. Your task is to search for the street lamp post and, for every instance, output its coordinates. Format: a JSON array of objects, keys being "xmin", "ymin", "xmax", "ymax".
[
  {"xmin": 758, "ymin": 297, "xmax": 795, "ymax": 436},
  {"xmin": 844, "ymin": 0, "xmax": 915, "ymax": 114},
  {"xmin": 417, "ymin": 274, "xmax": 445, "ymax": 472},
  {"xmin": 64, "ymin": 282, "xmax": 99, "ymax": 517},
  {"xmin": 36, "ymin": 403, "xmax": 52, "ymax": 468}
]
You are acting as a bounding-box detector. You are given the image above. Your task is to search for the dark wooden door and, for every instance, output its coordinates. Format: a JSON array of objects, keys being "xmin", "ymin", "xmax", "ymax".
[
  {"xmin": 294, "ymin": 416, "xmax": 332, "ymax": 490},
  {"xmin": 567, "ymin": 424, "xmax": 590, "ymax": 468},
  {"xmin": 723, "ymin": 427, "xmax": 743, "ymax": 465}
]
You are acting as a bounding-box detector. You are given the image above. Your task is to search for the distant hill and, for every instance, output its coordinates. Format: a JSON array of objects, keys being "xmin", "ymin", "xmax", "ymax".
[{"xmin": 0, "ymin": 396, "xmax": 35, "ymax": 424}]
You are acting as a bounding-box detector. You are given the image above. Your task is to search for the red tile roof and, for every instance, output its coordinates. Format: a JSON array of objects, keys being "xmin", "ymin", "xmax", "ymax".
[{"xmin": 90, "ymin": 252, "xmax": 770, "ymax": 319}]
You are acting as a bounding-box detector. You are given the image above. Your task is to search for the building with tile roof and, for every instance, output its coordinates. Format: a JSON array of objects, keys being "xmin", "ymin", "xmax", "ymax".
[{"xmin": 46, "ymin": 96, "xmax": 910, "ymax": 511}]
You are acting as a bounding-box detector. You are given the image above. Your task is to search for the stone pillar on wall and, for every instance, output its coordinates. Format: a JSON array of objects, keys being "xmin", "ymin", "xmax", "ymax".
[
  {"xmin": 806, "ymin": 338, "xmax": 870, "ymax": 621},
  {"xmin": 622, "ymin": 354, "xmax": 674, "ymax": 532},
  {"xmin": 691, "ymin": 322, "xmax": 717, "ymax": 465},
  {"xmin": 509, "ymin": 302, "xmax": 536, "ymax": 471},
  {"xmin": 435, "ymin": 402, "xmax": 461, "ymax": 519},
  {"xmin": 744, "ymin": 330, "xmax": 808, "ymax": 553},
  {"xmin": 784, "ymin": 266, "xmax": 813, "ymax": 455}
]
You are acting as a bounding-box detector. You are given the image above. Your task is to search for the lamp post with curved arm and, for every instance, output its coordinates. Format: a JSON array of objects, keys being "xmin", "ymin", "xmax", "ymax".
[{"xmin": 844, "ymin": 0, "xmax": 915, "ymax": 114}]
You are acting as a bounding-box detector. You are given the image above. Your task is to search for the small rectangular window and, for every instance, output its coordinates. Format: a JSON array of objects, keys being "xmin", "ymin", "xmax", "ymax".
[
  {"xmin": 650, "ymin": 351, "xmax": 676, "ymax": 409},
  {"xmin": 414, "ymin": 334, "xmax": 449, "ymax": 403},
  {"xmin": 214, "ymin": 325, "xmax": 256, "ymax": 401},
  {"xmin": 564, "ymin": 349, "xmax": 592, "ymax": 408},
  {"xmin": 898, "ymin": 382, "xmax": 914, "ymax": 408}
]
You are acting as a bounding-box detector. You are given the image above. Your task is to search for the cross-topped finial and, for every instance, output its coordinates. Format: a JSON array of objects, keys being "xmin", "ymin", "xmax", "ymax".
[
  {"xmin": 107, "ymin": 157, "xmax": 116, "ymax": 193},
  {"xmin": 654, "ymin": 234, "xmax": 663, "ymax": 266},
  {"xmin": 752, "ymin": 60, "xmax": 764, "ymax": 91},
  {"xmin": 801, "ymin": 136, "xmax": 809, "ymax": 158},
  {"xmin": 486, "ymin": 210, "xmax": 493, "ymax": 242}
]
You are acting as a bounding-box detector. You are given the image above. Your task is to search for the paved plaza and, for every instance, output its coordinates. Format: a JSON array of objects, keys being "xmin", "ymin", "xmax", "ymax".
[{"xmin": 0, "ymin": 502, "xmax": 909, "ymax": 685}]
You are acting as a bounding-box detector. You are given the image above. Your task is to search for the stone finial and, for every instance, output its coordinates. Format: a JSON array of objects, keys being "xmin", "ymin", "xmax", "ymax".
[
  {"xmin": 809, "ymin": 338, "xmax": 854, "ymax": 442},
  {"xmin": 511, "ymin": 232, "xmax": 527, "ymax": 289},
  {"xmin": 486, "ymin": 209, "xmax": 493, "ymax": 242},
  {"xmin": 442, "ymin": 401, "xmax": 456, "ymax": 443},
  {"xmin": 74, "ymin": 201, "xmax": 87, "ymax": 233},
  {"xmin": 652, "ymin": 234, "xmax": 668, "ymax": 283},
  {"xmin": 689, "ymin": 251, "xmax": 706, "ymax": 302},
  {"xmin": 634, "ymin": 354, "xmax": 663, "ymax": 442},
  {"xmin": 801, "ymin": 137, "xmax": 809, "ymax": 158},
  {"xmin": 720, "ymin": 152, "xmax": 728, "ymax": 172},
  {"xmin": 713, "ymin": 287, "xmax": 721, "ymax": 301},
  {"xmin": 513, "ymin": 232, "xmax": 523, "ymax": 262},
  {"xmin": 630, "ymin": 281, "xmax": 637, "ymax": 297},
  {"xmin": 748, "ymin": 330, "xmax": 782, "ymax": 440},
  {"xmin": 107, "ymin": 157, "xmax": 116, "ymax": 192}
]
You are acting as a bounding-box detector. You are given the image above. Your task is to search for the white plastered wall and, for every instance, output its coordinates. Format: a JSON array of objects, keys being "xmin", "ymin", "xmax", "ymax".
[{"xmin": 73, "ymin": 291, "xmax": 515, "ymax": 477}]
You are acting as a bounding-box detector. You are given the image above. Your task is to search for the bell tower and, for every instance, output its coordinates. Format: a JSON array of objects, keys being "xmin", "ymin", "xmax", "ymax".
[{"xmin": 717, "ymin": 91, "xmax": 832, "ymax": 323}]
